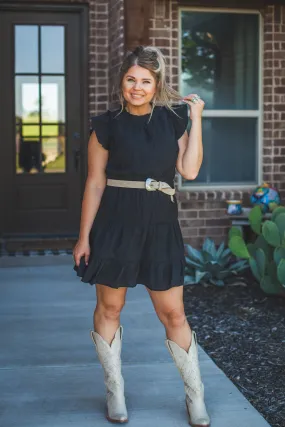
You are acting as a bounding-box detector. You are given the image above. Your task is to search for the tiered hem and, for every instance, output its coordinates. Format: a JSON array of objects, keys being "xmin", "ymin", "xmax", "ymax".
[{"xmin": 73, "ymin": 256, "xmax": 185, "ymax": 291}]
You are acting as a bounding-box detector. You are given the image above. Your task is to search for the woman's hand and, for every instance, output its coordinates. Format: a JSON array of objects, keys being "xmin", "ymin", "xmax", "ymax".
[
  {"xmin": 182, "ymin": 94, "xmax": 205, "ymax": 120},
  {"xmin": 73, "ymin": 238, "xmax": 90, "ymax": 267}
]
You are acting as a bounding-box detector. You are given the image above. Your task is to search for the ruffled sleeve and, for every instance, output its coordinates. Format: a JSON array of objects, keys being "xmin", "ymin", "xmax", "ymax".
[
  {"xmin": 89, "ymin": 111, "xmax": 110, "ymax": 150},
  {"xmin": 169, "ymin": 104, "xmax": 189, "ymax": 140}
]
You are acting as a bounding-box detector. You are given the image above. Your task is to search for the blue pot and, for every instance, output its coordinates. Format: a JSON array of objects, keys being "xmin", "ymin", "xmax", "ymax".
[{"xmin": 226, "ymin": 200, "xmax": 243, "ymax": 215}]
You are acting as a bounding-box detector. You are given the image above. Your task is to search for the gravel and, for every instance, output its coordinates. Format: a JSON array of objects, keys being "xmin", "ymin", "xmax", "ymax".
[{"xmin": 183, "ymin": 272, "xmax": 285, "ymax": 427}]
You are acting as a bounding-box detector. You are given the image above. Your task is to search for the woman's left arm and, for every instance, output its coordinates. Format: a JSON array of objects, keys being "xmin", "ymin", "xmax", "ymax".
[{"xmin": 176, "ymin": 94, "xmax": 205, "ymax": 180}]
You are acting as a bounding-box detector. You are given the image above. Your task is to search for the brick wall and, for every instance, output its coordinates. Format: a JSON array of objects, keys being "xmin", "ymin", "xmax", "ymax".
[
  {"xmin": 149, "ymin": 1, "xmax": 285, "ymax": 248},
  {"xmin": 108, "ymin": 0, "xmax": 125, "ymax": 107},
  {"xmin": 263, "ymin": 5, "xmax": 285, "ymax": 200},
  {"xmin": 89, "ymin": 0, "xmax": 109, "ymax": 115}
]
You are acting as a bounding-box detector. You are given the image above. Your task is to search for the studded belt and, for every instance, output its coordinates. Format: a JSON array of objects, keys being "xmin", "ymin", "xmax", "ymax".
[{"xmin": 106, "ymin": 178, "xmax": 175, "ymax": 203}]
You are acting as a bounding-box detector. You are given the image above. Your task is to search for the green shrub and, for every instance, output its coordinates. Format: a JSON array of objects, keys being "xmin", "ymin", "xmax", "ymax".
[{"xmin": 228, "ymin": 205, "xmax": 285, "ymax": 295}]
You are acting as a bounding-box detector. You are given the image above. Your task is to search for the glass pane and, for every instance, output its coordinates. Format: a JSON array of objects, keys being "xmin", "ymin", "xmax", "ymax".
[
  {"xmin": 41, "ymin": 26, "xmax": 64, "ymax": 73},
  {"xmin": 15, "ymin": 76, "xmax": 40, "ymax": 123},
  {"xmin": 42, "ymin": 135, "xmax": 65, "ymax": 173},
  {"xmin": 182, "ymin": 118, "xmax": 257, "ymax": 185},
  {"xmin": 15, "ymin": 26, "xmax": 38, "ymax": 73},
  {"xmin": 22, "ymin": 125, "xmax": 40, "ymax": 138},
  {"xmin": 41, "ymin": 76, "xmax": 65, "ymax": 123},
  {"xmin": 180, "ymin": 12, "xmax": 259, "ymax": 109},
  {"xmin": 42, "ymin": 125, "xmax": 59, "ymax": 137},
  {"xmin": 16, "ymin": 123, "xmax": 41, "ymax": 174}
]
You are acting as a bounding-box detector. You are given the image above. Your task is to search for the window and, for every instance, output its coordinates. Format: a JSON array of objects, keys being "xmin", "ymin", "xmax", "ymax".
[
  {"xmin": 15, "ymin": 25, "xmax": 66, "ymax": 174},
  {"xmin": 179, "ymin": 9, "xmax": 262, "ymax": 189}
]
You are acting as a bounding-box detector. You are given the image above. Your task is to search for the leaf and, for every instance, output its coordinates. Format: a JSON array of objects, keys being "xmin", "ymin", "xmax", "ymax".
[
  {"xmin": 221, "ymin": 248, "xmax": 232, "ymax": 258},
  {"xmin": 185, "ymin": 256, "xmax": 203, "ymax": 270},
  {"xmin": 229, "ymin": 236, "xmax": 250, "ymax": 259},
  {"xmin": 267, "ymin": 260, "xmax": 278, "ymax": 282},
  {"xmin": 201, "ymin": 249, "xmax": 212, "ymax": 263},
  {"xmin": 272, "ymin": 206, "xmax": 285, "ymax": 222},
  {"xmin": 202, "ymin": 238, "xmax": 216, "ymax": 259},
  {"xmin": 275, "ymin": 213, "xmax": 285, "ymax": 240},
  {"xmin": 217, "ymin": 246, "xmax": 231, "ymax": 268},
  {"xmin": 184, "ymin": 244, "xmax": 204, "ymax": 264},
  {"xmin": 209, "ymin": 278, "xmax": 225, "ymax": 287},
  {"xmin": 184, "ymin": 275, "xmax": 197, "ymax": 285},
  {"xmin": 260, "ymin": 275, "xmax": 282, "ymax": 295},
  {"xmin": 277, "ymin": 259, "xmax": 285, "ymax": 286},
  {"xmin": 269, "ymin": 202, "xmax": 279, "ymax": 212},
  {"xmin": 249, "ymin": 257, "xmax": 261, "ymax": 281},
  {"xmin": 247, "ymin": 243, "xmax": 256, "ymax": 257},
  {"xmin": 184, "ymin": 266, "xmax": 194, "ymax": 275},
  {"xmin": 255, "ymin": 235, "xmax": 271, "ymax": 258},
  {"xmin": 219, "ymin": 248, "xmax": 232, "ymax": 266},
  {"xmin": 216, "ymin": 241, "xmax": 225, "ymax": 259},
  {"xmin": 228, "ymin": 227, "xmax": 242, "ymax": 240},
  {"xmin": 262, "ymin": 220, "xmax": 281, "ymax": 247},
  {"xmin": 195, "ymin": 270, "xmax": 207, "ymax": 283},
  {"xmin": 255, "ymin": 248, "xmax": 266, "ymax": 277},
  {"xmin": 273, "ymin": 247, "xmax": 285, "ymax": 266},
  {"xmin": 230, "ymin": 260, "xmax": 249, "ymax": 272},
  {"xmin": 249, "ymin": 205, "xmax": 263, "ymax": 235}
]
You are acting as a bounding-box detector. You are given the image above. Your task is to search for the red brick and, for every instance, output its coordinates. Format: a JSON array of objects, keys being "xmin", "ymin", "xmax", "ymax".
[
  {"xmin": 183, "ymin": 211, "xmax": 199, "ymax": 219},
  {"xmin": 199, "ymin": 210, "xmax": 225, "ymax": 219},
  {"xmin": 180, "ymin": 219, "xmax": 205, "ymax": 227}
]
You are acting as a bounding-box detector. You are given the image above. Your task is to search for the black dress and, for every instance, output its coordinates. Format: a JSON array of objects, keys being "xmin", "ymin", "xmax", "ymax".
[{"xmin": 74, "ymin": 104, "xmax": 189, "ymax": 291}]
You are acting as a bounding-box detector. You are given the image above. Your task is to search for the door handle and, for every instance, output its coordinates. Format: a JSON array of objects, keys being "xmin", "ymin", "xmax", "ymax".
[
  {"xmin": 73, "ymin": 132, "xmax": 81, "ymax": 172},
  {"xmin": 73, "ymin": 148, "xmax": 81, "ymax": 171}
]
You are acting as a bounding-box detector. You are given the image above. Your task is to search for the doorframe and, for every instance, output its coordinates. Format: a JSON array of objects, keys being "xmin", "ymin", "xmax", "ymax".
[{"xmin": 0, "ymin": 1, "xmax": 90, "ymax": 231}]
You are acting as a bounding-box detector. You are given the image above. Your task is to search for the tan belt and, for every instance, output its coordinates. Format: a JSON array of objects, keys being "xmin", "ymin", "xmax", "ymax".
[{"xmin": 107, "ymin": 178, "xmax": 175, "ymax": 203}]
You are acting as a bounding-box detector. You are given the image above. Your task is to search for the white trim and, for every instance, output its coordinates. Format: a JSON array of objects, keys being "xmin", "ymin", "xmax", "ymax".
[
  {"xmin": 178, "ymin": 182, "xmax": 257, "ymax": 191},
  {"xmin": 202, "ymin": 110, "xmax": 259, "ymax": 118},
  {"xmin": 177, "ymin": 7, "xmax": 263, "ymax": 192},
  {"xmin": 179, "ymin": 7, "xmax": 261, "ymax": 15},
  {"xmin": 258, "ymin": 12, "xmax": 264, "ymax": 187}
]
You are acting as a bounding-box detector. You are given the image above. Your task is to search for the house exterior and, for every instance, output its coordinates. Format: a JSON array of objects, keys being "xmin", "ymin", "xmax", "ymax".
[{"xmin": 0, "ymin": 0, "xmax": 284, "ymax": 248}]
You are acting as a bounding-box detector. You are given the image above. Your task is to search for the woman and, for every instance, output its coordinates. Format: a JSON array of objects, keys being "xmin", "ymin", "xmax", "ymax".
[{"xmin": 73, "ymin": 45, "xmax": 210, "ymax": 427}]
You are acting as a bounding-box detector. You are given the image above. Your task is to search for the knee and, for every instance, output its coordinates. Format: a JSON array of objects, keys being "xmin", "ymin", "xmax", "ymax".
[
  {"xmin": 96, "ymin": 301, "xmax": 125, "ymax": 321},
  {"xmin": 160, "ymin": 307, "xmax": 186, "ymax": 329}
]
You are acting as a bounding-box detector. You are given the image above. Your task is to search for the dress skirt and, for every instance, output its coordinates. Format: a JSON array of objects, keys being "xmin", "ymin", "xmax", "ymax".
[{"xmin": 74, "ymin": 184, "xmax": 186, "ymax": 291}]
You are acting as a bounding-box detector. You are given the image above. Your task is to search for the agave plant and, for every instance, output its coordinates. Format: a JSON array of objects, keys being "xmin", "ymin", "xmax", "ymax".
[{"xmin": 184, "ymin": 237, "xmax": 248, "ymax": 287}]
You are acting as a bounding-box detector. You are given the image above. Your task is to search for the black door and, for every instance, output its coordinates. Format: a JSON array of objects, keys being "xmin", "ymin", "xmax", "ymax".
[{"xmin": 0, "ymin": 7, "xmax": 88, "ymax": 234}]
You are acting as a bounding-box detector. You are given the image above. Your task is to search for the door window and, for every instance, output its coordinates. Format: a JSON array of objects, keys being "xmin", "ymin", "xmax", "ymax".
[{"xmin": 15, "ymin": 25, "xmax": 66, "ymax": 174}]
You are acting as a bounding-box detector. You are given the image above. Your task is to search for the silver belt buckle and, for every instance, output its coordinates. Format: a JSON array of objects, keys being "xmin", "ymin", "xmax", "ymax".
[{"xmin": 145, "ymin": 178, "xmax": 157, "ymax": 191}]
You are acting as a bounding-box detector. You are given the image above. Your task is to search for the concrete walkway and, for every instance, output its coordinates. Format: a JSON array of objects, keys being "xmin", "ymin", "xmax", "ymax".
[{"xmin": 0, "ymin": 257, "xmax": 271, "ymax": 427}]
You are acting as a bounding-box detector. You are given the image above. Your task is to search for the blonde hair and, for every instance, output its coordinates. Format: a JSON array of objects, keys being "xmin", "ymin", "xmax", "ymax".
[{"xmin": 116, "ymin": 45, "xmax": 183, "ymax": 121}]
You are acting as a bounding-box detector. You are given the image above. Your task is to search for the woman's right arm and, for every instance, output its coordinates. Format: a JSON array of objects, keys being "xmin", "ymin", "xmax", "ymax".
[{"xmin": 73, "ymin": 130, "xmax": 109, "ymax": 267}]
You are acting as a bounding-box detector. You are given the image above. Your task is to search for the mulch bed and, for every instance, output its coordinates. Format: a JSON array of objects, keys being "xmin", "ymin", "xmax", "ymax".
[{"xmin": 183, "ymin": 271, "xmax": 285, "ymax": 427}]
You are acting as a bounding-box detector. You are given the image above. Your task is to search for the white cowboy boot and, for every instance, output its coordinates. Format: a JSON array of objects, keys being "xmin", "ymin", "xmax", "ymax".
[
  {"xmin": 90, "ymin": 325, "xmax": 128, "ymax": 423},
  {"xmin": 165, "ymin": 330, "xmax": 210, "ymax": 427}
]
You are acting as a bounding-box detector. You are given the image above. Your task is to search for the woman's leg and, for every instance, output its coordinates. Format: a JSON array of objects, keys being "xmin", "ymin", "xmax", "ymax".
[
  {"xmin": 91, "ymin": 283, "xmax": 129, "ymax": 424},
  {"xmin": 93, "ymin": 283, "xmax": 128, "ymax": 344},
  {"xmin": 145, "ymin": 285, "xmax": 192, "ymax": 351},
  {"xmin": 146, "ymin": 285, "xmax": 210, "ymax": 427}
]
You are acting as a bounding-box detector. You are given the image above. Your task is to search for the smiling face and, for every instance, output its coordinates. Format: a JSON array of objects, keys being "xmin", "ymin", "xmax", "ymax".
[{"xmin": 121, "ymin": 65, "xmax": 157, "ymax": 108}]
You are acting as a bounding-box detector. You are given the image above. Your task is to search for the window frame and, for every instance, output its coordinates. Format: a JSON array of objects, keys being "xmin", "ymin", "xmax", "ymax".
[{"xmin": 177, "ymin": 7, "xmax": 263, "ymax": 191}]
